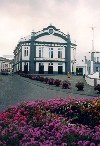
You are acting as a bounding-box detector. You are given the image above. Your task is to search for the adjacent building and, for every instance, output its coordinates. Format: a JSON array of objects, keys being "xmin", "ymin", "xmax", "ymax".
[
  {"xmin": 85, "ymin": 50, "xmax": 100, "ymax": 76},
  {"xmin": 13, "ymin": 25, "xmax": 76, "ymax": 74},
  {"xmin": 0, "ymin": 57, "xmax": 12, "ymax": 74}
]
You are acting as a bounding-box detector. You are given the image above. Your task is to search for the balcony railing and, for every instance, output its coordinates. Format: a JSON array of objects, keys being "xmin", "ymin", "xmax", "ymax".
[{"xmin": 34, "ymin": 57, "xmax": 65, "ymax": 62}]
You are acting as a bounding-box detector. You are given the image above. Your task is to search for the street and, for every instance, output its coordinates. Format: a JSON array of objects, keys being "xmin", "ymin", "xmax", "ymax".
[{"xmin": 0, "ymin": 74, "xmax": 99, "ymax": 111}]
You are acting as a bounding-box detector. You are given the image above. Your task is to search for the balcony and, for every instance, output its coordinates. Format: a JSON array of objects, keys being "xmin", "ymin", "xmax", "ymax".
[{"xmin": 34, "ymin": 57, "xmax": 65, "ymax": 62}]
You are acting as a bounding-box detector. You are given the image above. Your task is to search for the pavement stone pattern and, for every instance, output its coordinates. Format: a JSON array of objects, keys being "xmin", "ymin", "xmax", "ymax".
[{"xmin": 0, "ymin": 74, "xmax": 100, "ymax": 111}]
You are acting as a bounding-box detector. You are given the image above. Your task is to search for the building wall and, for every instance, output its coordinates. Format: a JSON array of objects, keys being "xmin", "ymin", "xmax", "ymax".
[
  {"xmin": 0, "ymin": 61, "xmax": 2, "ymax": 72},
  {"xmin": 85, "ymin": 52, "xmax": 100, "ymax": 75},
  {"xmin": 94, "ymin": 52, "xmax": 100, "ymax": 62},
  {"xmin": 93, "ymin": 63, "xmax": 100, "ymax": 75}
]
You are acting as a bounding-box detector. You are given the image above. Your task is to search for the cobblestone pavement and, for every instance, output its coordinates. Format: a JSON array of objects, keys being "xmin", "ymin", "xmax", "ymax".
[{"xmin": 0, "ymin": 74, "xmax": 100, "ymax": 112}]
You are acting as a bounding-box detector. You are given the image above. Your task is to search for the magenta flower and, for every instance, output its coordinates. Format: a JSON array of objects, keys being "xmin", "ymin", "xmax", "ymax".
[
  {"xmin": 83, "ymin": 141, "xmax": 90, "ymax": 146},
  {"xmin": 0, "ymin": 97, "xmax": 99, "ymax": 145},
  {"xmin": 77, "ymin": 140, "xmax": 83, "ymax": 145},
  {"xmin": 90, "ymin": 143, "xmax": 96, "ymax": 146}
]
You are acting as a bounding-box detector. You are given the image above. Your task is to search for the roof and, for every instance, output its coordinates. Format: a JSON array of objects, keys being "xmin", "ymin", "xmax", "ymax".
[
  {"xmin": 19, "ymin": 35, "xmax": 31, "ymax": 42},
  {"xmin": 18, "ymin": 25, "xmax": 68, "ymax": 43},
  {"xmin": 0, "ymin": 57, "xmax": 12, "ymax": 62}
]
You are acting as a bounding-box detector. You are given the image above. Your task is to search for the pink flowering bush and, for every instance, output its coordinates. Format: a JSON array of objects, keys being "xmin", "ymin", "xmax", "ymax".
[
  {"xmin": 0, "ymin": 97, "xmax": 100, "ymax": 146},
  {"xmin": 54, "ymin": 79, "xmax": 61, "ymax": 87},
  {"xmin": 62, "ymin": 80, "xmax": 71, "ymax": 89}
]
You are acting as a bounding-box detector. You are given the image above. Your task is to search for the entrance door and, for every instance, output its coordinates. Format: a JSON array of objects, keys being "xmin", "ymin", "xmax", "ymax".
[
  {"xmin": 39, "ymin": 65, "xmax": 44, "ymax": 74},
  {"xmin": 58, "ymin": 66, "xmax": 63, "ymax": 74},
  {"xmin": 76, "ymin": 68, "xmax": 83, "ymax": 75},
  {"xmin": 24, "ymin": 64, "xmax": 28, "ymax": 74},
  {"xmin": 48, "ymin": 66, "xmax": 53, "ymax": 74}
]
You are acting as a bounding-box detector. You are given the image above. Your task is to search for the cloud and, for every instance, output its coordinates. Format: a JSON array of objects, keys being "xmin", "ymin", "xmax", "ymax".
[{"xmin": 0, "ymin": 0, "xmax": 100, "ymax": 57}]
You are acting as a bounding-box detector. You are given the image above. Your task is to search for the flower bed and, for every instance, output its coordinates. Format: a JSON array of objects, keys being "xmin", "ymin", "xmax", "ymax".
[
  {"xmin": 75, "ymin": 82, "xmax": 84, "ymax": 91},
  {"xmin": 94, "ymin": 84, "xmax": 100, "ymax": 93},
  {"xmin": 62, "ymin": 80, "xmax": 71, "ymax": 89},
  {"xmin": 54, "ymin": 79, "xmax": 61, "ymax": 87},
  {"xmin": 0, "ymin": 97, "xmax": 100, "ymax": 146}
]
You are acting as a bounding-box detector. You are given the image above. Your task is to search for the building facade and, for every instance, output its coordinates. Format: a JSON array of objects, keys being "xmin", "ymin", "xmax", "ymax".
[
  {"xmin": 13, "ymin": 25, "xmax": 76, "ymax": 74},
  {"xmin": 0, "ymin": 57, "xmax": 12, "ymax": 74},
  {"xmin": 85, "ymin": 51, "xmax": 100, "ymax": 76}
]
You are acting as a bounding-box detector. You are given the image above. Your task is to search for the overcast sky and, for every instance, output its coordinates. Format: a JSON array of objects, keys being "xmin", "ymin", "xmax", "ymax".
[{"xmin": 0, "ymin": 0, "xmax": 100, "ymax": 60}]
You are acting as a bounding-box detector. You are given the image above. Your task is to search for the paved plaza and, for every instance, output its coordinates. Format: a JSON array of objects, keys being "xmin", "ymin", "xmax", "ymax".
[{"xmin": 0, "ymin": 74, "xmax": 100, "ymax": 111}]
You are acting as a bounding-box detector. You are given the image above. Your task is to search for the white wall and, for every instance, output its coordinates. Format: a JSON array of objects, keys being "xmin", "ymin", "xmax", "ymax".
[
  {"xmin": 85, "ymin": 75, "xmax": 94, "ymax": 86},
  {"xmin": 88, "ymin": 72, "xmax": 99, "ymax": 79},
  {"xmin": 97, "ymin": 79, "xmax": 100, "ymax": 84},
  {"xmin": 85, "ymin": 72, "xmax": 100, "ymax": 86}
]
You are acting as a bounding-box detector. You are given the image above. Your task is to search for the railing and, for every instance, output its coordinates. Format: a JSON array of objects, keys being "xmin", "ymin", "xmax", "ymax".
[
  {"xmin": 34, "ymin": 58, "xmax": 65, "ymax": 61},
  {"xmin": 85, "ymin": 75, "xmax": 100, "ymax": 86},
  {"xmin": 85, "ymin": 75, "xmax": 94, "ymax": 86}
]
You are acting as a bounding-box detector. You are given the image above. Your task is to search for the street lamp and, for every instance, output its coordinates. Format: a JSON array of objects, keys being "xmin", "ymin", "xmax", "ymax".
[{"xmin": 71, "ymin": 46, "xmax": 76, "ymax": 75}]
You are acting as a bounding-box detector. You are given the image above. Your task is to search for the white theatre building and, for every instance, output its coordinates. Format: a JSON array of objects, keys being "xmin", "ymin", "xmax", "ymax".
[{"xmin": 13, "ymin": 25, "xmax": 76, "ymax": 74}]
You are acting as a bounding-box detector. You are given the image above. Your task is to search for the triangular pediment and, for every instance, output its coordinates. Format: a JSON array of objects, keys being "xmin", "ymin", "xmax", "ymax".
[
  {"xmin": 35, "ymin": 25, "xmax": 67, "ymax": 43},
  {"xmin": 35, "ymin": 34, "xmax": 67, "ymax": 43}
]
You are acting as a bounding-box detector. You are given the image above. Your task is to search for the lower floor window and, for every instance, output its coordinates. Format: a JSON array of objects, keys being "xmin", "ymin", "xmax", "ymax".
[{"xmin": 96, "ymin": 67, "xmax": 99, "ymax": 72}]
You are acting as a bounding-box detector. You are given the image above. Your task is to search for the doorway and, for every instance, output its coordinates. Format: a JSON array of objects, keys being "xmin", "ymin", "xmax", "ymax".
[
  {"xmin": 48, "ymin": 66, "xmax": 53, "ymax": 74},
  {"xmin": 39, "ymin": 63, "xmax": 44, "ymax": 74},
  {"xmin": 76, "ymin": 68, "xmax": 83, "ymax": 75},
  {"xmin": 24, "ymin": 63, "xmax": 28, "ymax": 74},
  {"xmin": 58, "ymin": 66, "xmax": 63, "ymax": 74}
]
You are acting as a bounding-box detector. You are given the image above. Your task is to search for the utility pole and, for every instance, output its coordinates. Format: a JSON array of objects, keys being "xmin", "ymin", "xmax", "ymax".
[{"xmin": 90, "ymin": 25, "xmax": 95, "ymax": 51}]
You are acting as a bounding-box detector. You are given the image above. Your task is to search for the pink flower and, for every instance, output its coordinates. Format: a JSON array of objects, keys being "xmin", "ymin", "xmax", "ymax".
[
  {"xmin": 90, "ymin": 143, "xmax": 96, "ymax": 146},
  {"xmin": 77, "ymin": 140, "xmax": 83, "ymax": 145},
  {"xmin": 83, "ymin": 141, "xmax": 90, "ymax": 146},
  {"xmin": 13, "ymin": 133, "xmax": 18, "ymax": 138},
  {"xmin": 61, "ymin": 143, "xmax": 67, "ymax": 146},
  {"xmin": 31, "ymin": 138, "xmax": 34, "ymax": 142},
  {"xmin": 20, "ymin": 120, "xmax": 26, "ymax": 126}
]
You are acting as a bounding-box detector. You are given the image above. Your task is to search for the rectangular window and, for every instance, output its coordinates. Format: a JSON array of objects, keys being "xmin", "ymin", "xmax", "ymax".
[
  {"xmin": 49, "ymin": 48, "xmax": 53, "ymax": 58},
  {"xmin": 24, "ymin": 47, "xmax": 28, "ymax": 57},
  {"xmin": 24, "ymin": 50, "xmax": 26, "ymax": 56},
  {"xmin": 27, "ymin": 49, "xmax": 28, "ymax": 56},
  {"xmin": 5, "ymin": 64, "xmax": 8, "ymax": 67},
  {"xmin": 58, "ymin": 48, "xmax": 62, "ymax": 58},
  {"xmin": 39, "ymin": 49, "xmax": 41, "ymax": 57},
  {"xmin": 96, "ymin": 67, "xmax": 99, "ymax": 71},
  {"xmin": 97, "ymin": 57, "xmax": 99, "ymax": 62},
  {"xmin": 39, "ymin": 47, "xmax": 43, "ymax": 58}
]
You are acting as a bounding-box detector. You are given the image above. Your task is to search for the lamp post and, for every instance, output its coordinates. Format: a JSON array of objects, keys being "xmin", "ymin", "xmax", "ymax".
[{"xmin": 71, "ymin": 46, "xmax": 76, "ymax": 75}]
